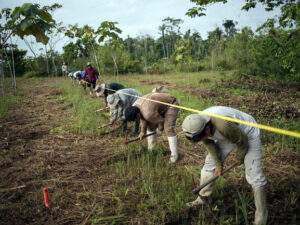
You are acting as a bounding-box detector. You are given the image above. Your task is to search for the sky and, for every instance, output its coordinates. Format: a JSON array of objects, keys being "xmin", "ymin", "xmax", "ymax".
[{"xmin": 1, "ymin": 0, "xmax": 281, "ymax": 56}]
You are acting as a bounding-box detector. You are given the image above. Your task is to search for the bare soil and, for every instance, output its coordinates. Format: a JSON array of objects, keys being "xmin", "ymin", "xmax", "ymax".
[{"xmin": 0, "ymin": 78, "xmax": 299, "ymax": 224}]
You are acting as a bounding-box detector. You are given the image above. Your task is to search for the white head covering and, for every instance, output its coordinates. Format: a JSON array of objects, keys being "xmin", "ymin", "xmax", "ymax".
[
  {"xmin": 182, "ymin": 114, "xmax": 210, "ymax": 137},
  {"xmin": 95, "ymin": 83, "xmax": 106, "ymax": 97}
]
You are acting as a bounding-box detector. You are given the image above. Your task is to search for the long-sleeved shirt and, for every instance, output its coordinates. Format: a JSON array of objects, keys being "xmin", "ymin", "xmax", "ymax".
[
  {"xmin": 104, "ymin": 83, "xmax": 125, "ymax": 104},
  {"xmin": 83, "ymin": 67, "xmax": 99, "ymax": 81},
  {"xmin": 202, "ymin": 106, "xmax": 256, "ymax": 168},
  {"xmin": 133, "ymin": 93, "xmax": 176, "ymax": 135},
  {"xmin": 110, "ymin": 88, "xmax": 141, "ymax": 123}
]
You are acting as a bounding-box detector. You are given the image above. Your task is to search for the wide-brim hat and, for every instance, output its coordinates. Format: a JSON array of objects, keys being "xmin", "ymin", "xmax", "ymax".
[
  {"xmin": 95, "ymin": 83, "xmax": 105, "ymax": 97},
  {"xmin": 182, "ymin": 114, "xmax": 210, "ymax": 137},
  {"xmin": 107, "ymin": 94, "xmax": 120, "ymax": 109}
]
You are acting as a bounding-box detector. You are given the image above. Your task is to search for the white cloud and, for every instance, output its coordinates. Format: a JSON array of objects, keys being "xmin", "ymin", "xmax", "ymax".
[{"xmin": 0, "ymin": 0, "xmax": 281, "ymax": 56}]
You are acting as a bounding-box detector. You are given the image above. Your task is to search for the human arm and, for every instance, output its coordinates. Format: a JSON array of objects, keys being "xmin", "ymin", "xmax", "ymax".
[
  {"xmin": 83, "ymin": 70, "xmax": 87, "ymax": 80},
  {"xmin": 104, "ymin": 91, "xmax": 108, "ymax": 105},
  {"xmin": 138, "ymin": 118, "xmax": 148, "ymax": 139},
  {"xmin": 203, "ymin": 139, "xmax": 223, "ymax": 170},
  {"xmin": 110, "ymin": 106, "xmax": 119, "ymax": 124},
  {"xmin": 95, "ymin": 69, "xmax": 99, "ymax": 80}
]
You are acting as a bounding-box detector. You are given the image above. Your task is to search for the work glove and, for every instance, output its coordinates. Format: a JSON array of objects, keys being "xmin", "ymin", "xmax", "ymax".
[{"xmin": 138, "ymin": 132, "xmax": 145, "ymax": 141}]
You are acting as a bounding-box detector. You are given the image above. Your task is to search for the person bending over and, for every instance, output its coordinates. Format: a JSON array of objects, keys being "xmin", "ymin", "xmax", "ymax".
[
  {"xmin": 182, "ymin": 106, "xmax": 267, "ymax": 225},
  {"xmin": 125, "ymin": 92, "xmax": 179, "ymax": 164}
]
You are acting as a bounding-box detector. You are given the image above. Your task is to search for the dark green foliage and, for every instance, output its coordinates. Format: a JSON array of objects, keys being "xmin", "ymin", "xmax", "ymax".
[
  {"xmin": 24, "ymin": 71, "xmax": 39, "ymax": 78},
  {"xmin": 187, "ymin": 0, "xmax": 300, "ymax": 28},
  {"xmin": 254, "ymin": 28, "xmax": 300, "ymax": 81},
  {"xmin": 2, "ymin": 3, "xmax": 59, "ymax": 46},
  {"xmin": 3, "ymin": 47, "xmax": 27, "ymax": 76}
]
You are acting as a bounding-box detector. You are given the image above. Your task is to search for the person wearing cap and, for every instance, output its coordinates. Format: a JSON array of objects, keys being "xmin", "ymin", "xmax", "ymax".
[
  {"xmin": 107, "ymin": 88, "xmax": 142, "ymax": 136},
  {"xmin": 62, "ymin": 62, "xmax": 67, "ymax": 76},
  {"xmin": 95, "ymin": 82, "xmax": 125, "ymax": 107},
  {"xmin": 124, "ymin": 92, "xmax": 179, "ymax": 164},
  {"xmin": 182, "ymin": 106, "xmax": 267, "ymax": 225},
  {"xmin": 83, "ymin": 62, "xmax": 99, "ymax": 93}
]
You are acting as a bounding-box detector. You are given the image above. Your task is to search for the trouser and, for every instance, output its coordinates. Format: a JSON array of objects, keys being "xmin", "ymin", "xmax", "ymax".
[
  {"xmin": 87, "ymin": 80, "xmax": 96, "ymax": 89},
  {"xmin": 202, "ymin": 135, "xmax": 267, "ymax": 188}
]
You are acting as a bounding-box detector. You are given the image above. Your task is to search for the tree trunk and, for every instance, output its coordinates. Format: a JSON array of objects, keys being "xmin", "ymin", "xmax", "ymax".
[
  {"xmin": 211, "ymin": 48, "xmax": 216, "ymax": 71},
  {"xmin": 197, "ymin": 44, "xmax": 201, "ymax": 73},
  {"xmin": 144, "ymin": 38, "xmax": 148, "ymax": 74},
  {"xmin": 51, "ymin": 53, "xmax": 58, "ymax": 78},
  {"xmin": 91, "ymin": 43, "xmax": 101, "ymax": 76},
  {"xmin": 24, "ymin": 39, "xmax": 39, "ymax": 68},
  {"xmin": 111, "ymin": 52, "xmax": 118, "ymax": 80},
  {"xmin": 3, "ymin": 49, "xmax": 14, "ymax": 90},
  {"xmin": 162, "ymin": 30, "xmax": 166, "ymax": 58},
  {"xmin": 0, "ymin": 56, "xmax": 5, "ymax": 98},
  {"xmin": 166, "ymin": 42, "xmax": 170, "ymax": 62},
  {"xmin": 45, "ymin": 45, "xmax": 50, "ymax": 77},
  {"xmin": 9, "ymin": 38, "xmax": 17, "ymax": 91}
]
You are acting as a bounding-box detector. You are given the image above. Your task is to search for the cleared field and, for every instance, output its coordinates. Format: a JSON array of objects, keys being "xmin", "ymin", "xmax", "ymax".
[{"xmin": 0, "ymin": 72, "xmax": 299, "ymax": 225}]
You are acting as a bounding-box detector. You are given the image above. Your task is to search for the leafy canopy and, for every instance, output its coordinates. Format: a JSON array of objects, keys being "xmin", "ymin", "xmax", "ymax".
[
  {"xmin": 96, "ymin": 21, "xmax": 122, "ymax": 43},
  {"xmin": 1, "ymin": 3, "xmax": 60, "ymax": 46},
  {"xmin": 186, "ymin": 0, "xmax": 300, "ymax": 28}
]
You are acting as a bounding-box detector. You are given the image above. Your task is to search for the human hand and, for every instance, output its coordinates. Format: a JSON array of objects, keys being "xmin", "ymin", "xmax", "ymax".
[
  {"xmin": 214, "ymin": 167, "xmax": 222, "ymax": 176},
  {"xmin": 235, "ymin": 160, "xmax": 243, "ymax": 166},
  {"xmin": 138, "ymin": 133, "xmax": 145, "ymax": 141}
]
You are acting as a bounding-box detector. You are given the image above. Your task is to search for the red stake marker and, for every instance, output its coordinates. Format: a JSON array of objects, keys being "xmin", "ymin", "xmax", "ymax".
[{"xmin": 43, "ymin": 188, "xmax": 49, "ymax": 207}]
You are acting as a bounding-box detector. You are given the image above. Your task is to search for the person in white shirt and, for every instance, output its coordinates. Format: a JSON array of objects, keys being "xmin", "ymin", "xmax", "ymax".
[{"xmin": 61, "ymin": 62, "xmax": 67, "ymax": 76}]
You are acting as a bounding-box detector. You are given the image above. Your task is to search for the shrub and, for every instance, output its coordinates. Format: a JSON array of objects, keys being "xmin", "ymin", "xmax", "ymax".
[{"xmin": 24, "ymin": 71, "xmax": 39, "ymax": 78}]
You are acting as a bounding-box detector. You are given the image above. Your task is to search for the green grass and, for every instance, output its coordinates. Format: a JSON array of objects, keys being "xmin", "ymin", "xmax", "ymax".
[
  {"xmin": 51, "ymin": 79, "xmax": 107, "ymax": 136},
  {"xmin": 104, "ymin": 149, "xmax": 192, "ymax": 224},
  {"xmin": 49, "ymin": 74, "xmax": 299, "ymax": 224},
  {"xmin": 0, "ymin": 86, "xmax": 22, "ymax": 119}
]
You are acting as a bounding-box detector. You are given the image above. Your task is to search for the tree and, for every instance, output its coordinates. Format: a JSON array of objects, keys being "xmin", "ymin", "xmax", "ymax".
[
  {"xmin": 207, "ymin": 27, "xmax": 224, "ymax": 70},
  {"xmin": 46, "ymin": 22, "xmax": 65, "ymax": 77},
  {"xmin": 222, "ymin": 19, "xmax": 238, "ymax": 39},
  {"xmin": 159, "ymin": 17, "xmax": 184, "ymax": 60},
  {"xmin": 96, "ymin": 21, "xmax": 122, "ymax": 78},
  {"xmin": 0, "ymin": 3, "xmax": 56, "ymax": 95},
  {"xmin": 65, "ymin": 24, "xmax": 101, "ymax": 74},
  {"xmin": 186, "ymin": 0, "xmax": 300, "ymax": 28}
]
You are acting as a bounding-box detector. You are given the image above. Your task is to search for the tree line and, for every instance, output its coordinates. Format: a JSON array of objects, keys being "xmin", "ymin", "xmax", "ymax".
[{"xmin": 1, "ymin": 1, "xmax": 299, "ymax": 90}]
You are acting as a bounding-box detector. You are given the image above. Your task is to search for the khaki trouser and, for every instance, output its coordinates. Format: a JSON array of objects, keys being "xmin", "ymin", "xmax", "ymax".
[
  {"xmin": 147, "ymin": 100, "xmax": 179, "ymax": 137},
  {"xmin": 203, "ymin": 132, "xmax": 267, "ymax": 189}
]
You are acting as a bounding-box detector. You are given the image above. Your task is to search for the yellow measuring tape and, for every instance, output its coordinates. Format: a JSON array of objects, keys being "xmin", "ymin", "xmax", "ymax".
[{"xmin": 104, "ymin": 87, "xmax": 300, "ymax": 139}]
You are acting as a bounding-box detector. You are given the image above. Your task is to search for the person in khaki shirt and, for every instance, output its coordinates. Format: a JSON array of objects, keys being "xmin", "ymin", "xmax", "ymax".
[
  {"xmin": 182, "ymin": 106, "xmax": 267, "ymax": 225},
  {"xmin": 124, "ymin": 93, "xmax": 179, "ymax": 163}
]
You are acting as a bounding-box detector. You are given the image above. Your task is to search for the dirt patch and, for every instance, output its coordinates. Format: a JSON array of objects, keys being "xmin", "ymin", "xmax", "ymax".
[
  {"xmin": 140, "ymin": 80, "xmax": 171, "ymax": 86},
  {"xmin": 178, "ymin": 79, "xmax": 299, "ymax": 124},
  {"xmin": 49, "ymin": 89, "xmax": 66, "ymax": 96},
  {"xmin": 0, "ymin": 78, "xmax": 299, "ymax": 224},
  {"xmin": 0, "ymin": 79, "xmax": 125, "ymax": 224},
  {"xmin": 221, "ymin": 77, "xmax": 300, "ymax": 94}
]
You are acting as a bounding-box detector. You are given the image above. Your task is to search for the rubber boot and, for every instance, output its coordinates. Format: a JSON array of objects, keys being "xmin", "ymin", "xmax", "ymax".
[
  {"xmin": 129, "ymin": 120, "xmax": 140, "ymax": 136},
  {"xmin": 254, "ymin": 186, "xmax": 268, "ymax": 225},
  {"xmin": 147, "ymin": 130, "xmax": 157, "ymax": 150},
  {"xmin": 186, "ymin": 170, "xmax": 215, "ymax": 207},
  {"xmin": 168, "ymin": 136, "xmax": 178, "ymax": 164}
]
